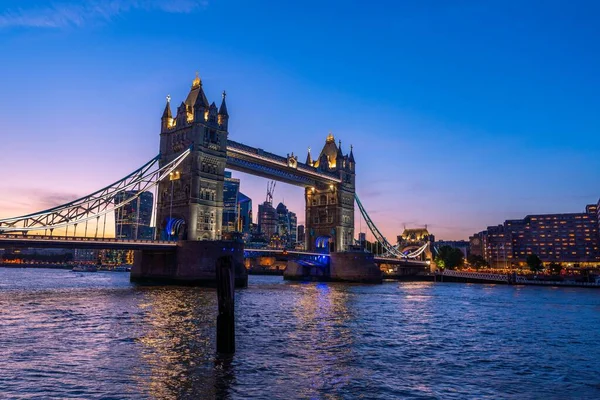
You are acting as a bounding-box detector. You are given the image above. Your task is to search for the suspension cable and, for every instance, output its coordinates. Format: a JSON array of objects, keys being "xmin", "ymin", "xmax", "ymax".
[{"xmin": 0, "ymin": 147, "xmax": 192, "ymax": 234}]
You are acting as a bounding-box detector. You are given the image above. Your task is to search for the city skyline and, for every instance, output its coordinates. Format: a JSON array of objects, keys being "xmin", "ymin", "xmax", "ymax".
[{"xmin": 1, "ymin": 1, "xmax": 599, "ymax": 240}]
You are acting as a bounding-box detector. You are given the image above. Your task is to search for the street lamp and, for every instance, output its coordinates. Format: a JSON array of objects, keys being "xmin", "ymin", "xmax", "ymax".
[{"xmin": 168, "ymin": 172, "xmax": 175, "ymax": 240}]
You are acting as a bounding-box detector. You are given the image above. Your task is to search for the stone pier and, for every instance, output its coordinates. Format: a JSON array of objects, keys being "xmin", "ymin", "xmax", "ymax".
[
  {"xmin": 131, "ymin": 240, "xmax": 247, "ymax": 288},
  {"xmin": 283, "ymin": 251, "xmax": 381, "ymax": 283},
  {"xmin": 329, "ymin": 251, "xmax": 382, "ymax": 283}
]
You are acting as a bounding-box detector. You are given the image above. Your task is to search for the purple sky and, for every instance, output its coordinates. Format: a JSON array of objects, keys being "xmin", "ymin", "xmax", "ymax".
[{"xmin": 1, "ymin": 1, "xmax": 599, "ymax": 241}]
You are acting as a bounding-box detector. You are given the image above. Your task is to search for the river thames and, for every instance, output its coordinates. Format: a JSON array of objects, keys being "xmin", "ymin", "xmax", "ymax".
[{"xmin": 1, "ymin": 268, "xmax": 599, "ymax": 399}]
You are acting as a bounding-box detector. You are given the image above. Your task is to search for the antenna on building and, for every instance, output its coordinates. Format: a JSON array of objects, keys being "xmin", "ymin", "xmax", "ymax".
[{"xmin": 266, "ymin": 181, "xmax": 276, "ymax": 205}]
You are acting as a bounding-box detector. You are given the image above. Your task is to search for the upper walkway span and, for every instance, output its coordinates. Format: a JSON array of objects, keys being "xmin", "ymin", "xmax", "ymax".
[{"xmin": 226, "ymin": 140, "xmax": 341, "ymax": 187}]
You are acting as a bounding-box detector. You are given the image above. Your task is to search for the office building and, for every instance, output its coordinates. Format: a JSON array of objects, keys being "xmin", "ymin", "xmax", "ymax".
[
  {"xmin": 471, "ymin": 200, "xmax": 600, "ymax": 268},
  {"xmin": 222, "ymin": 172, "xmax": 240, "ymax": 233},
  {"xmin": 275, "ymin": 202, "xmax": 297, "ymax": 249},
  {"xmin": 114, "ymin": 191, "xmax": 154, "ymax": 240},
  {"xmin": 258, "ymin": 201, "xmax": 278, "ymax": 242}
]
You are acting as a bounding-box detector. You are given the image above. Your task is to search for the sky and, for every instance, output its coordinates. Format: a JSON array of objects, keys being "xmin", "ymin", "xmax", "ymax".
[{"xmin": 0, "ymin": 0, "xmax": 599, "ymax": 240}]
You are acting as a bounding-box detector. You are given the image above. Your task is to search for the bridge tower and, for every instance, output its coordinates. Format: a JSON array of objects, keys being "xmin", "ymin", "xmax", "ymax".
[
  {"xmin": 304, "ymin": 133, "xmax": 355, "ymax": 252},
  {"xmin": 157, "ymin": 74, "xmax": 229, "ymax": 241}
]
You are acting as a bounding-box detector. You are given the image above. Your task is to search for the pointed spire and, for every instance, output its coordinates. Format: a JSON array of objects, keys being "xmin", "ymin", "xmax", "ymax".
[
  {"xmin": 219, "ymin": 90, "xmax": 229, "ymax": 116},
  {"xmin": 305, "ymin": 146, "xmax": 312, "ymax": 165},
  {"xmin": 337, "ymin": 140, "xmax": 343, "ymax": 158},
  {"xmin": 192, "ymin": 72, "xmax": 209, "ymax": 109},
  {"xmin": 162, "ymin": 94, "xmax": 172, "ymax": 119},
  {"xmin": 326, "ymin": 131, "xmax": 335, "ymax": 143},
  {"xmin": 349, "ymin": 144, "xmax": 355, "ymax": 162}
]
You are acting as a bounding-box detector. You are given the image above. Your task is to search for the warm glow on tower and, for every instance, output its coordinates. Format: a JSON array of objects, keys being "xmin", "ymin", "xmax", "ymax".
[{"xmin": 192, "ymin": 71, "xmax": 201, "ymax": 88}]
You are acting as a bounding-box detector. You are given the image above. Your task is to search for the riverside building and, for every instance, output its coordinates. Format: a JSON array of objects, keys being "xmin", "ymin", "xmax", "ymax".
[{"xmin": 470, "ymin": 200, "xmax": 600, "ymax": 268}]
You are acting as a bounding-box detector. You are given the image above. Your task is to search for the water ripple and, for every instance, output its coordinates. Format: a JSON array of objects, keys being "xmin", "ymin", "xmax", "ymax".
[{"xmin": 1, "ymin": 268, "xmax": 599, "ymax": 399}]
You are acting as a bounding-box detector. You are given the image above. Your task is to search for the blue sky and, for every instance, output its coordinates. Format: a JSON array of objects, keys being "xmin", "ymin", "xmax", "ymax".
[{"xmin": 0, "ymin": 0, "xmax": 599, "ymax": 240}]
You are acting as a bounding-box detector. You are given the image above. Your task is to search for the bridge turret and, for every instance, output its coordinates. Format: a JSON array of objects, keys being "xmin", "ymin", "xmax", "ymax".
[
  {"xmin": 161, "ymin": 95, "xmax": 173, "ymax": 133},
  {"xmin": 348, "ymin": 145, "xmax": 355, "ymax": 172},
  {"xmin": 218, "ymin": 90, "xmax": 229, "ymax": 130},
  {"xmin": 336, "ymin": 140, "xmax": 344, "ymax": 171},
  {"xmin": 305, "ymin": 147, "xmax": 313, "ymax": 166}
]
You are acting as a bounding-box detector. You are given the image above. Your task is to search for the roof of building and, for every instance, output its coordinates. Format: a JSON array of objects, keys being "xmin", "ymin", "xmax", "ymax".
[
  {"xmin": 401, "ymin": 228, "xmax": 430, "ymax": 240},
  {"xmin": 185, "ymin": 73, "xmax": 209, "ymax": 110},
  {"xmin": 305, "ymin": 147, "xmax": 313, "ymax": 165},
  {"xmin": 238, "ymin": 192, "xmax": 251, "ymax": 203},
  {"xmin": 313, "ymin": 132, "xmax": 339, "ymax": 168},
  {"xmin": 276, "ymin": 202, "xmax": 288, "ymax": 213},
  {"xmin": 162, "ymin": 99, "xmax": 172, "ymax": 119}
]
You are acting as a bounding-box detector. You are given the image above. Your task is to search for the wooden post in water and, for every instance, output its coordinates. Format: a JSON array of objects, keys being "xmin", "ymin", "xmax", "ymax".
[{"xmin": 216, "ymin": 256, "xmax": 235, "ymax": 354}]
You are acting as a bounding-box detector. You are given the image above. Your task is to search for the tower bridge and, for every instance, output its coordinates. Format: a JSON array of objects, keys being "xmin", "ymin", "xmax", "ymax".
[
  {"xmin": 0, "ymin": 73, "xmax": 429, "ymax": 284},
  {"xmin": 156, "ymin": 74, "xmax": 355, "ymax": 254}
]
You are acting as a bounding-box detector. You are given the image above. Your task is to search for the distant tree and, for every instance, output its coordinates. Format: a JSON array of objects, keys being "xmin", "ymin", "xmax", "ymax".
[
  {"xmin": 526, "ymin": 254, "xmax": 543, "ymax": 272},
  {"xmin": 548, "ymin": 262, "xmax": 562, "ymax": 275},
  {"xmin": 467, "ymin": 254, "xmax": 489, "ymax": 270},
  {"xmin": 435, "ymin": 245, "xmax": 464, "ymax": 270}
]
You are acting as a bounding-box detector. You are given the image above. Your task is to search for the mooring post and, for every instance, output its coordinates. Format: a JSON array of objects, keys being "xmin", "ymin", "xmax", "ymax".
[{"xmin": 216, "ymin": 255, "xmax": 235, "ymax": 354}]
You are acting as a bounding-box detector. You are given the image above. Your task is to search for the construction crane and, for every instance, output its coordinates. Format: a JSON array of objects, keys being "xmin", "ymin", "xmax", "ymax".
[{"xmin": 266, "ymin": 181, "xmax": 276, "ymax": 205}]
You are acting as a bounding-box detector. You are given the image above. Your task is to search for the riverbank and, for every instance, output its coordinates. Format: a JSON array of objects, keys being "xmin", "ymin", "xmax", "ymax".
[
  {"xmin": 1, "ymin": 263, "xmax": 72, "ymax": 270},
  {"xmin": 432, "ymin": 270, "xmax": 600, "ymax": 288}
]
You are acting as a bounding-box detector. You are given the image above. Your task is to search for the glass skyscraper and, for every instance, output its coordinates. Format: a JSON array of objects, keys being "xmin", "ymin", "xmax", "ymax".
[
  {"xmin": 114, "ymin": 191, "xmax": 154, "ymax": 240},
  {"xmin": 222, "ymin": 172, "xmax": 240, "ymax": 232}
]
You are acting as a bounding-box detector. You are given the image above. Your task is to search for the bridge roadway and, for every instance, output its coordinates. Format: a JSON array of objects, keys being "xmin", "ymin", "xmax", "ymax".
[
  {"xmin": 374, "ymin": 256, "xmax": 430, "ymax": 267},
  {"xmin": 244, "ymin": 248, "xmax": 429, "ymax": 267},
  {"xmin": 0, "ymin": 234, "xmax": 177, "ymax": 251},
  {"xmin": 0, "ymin": 234, "xmax": 429, "ymax": 268}
]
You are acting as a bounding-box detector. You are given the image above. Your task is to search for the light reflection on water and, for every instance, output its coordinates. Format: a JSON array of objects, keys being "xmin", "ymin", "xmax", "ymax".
[{"xmin": 1, "ymin": 268, "xmax": 600, "ymax": 399}]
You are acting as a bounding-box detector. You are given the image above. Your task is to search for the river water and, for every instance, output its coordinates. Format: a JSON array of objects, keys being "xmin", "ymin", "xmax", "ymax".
[{"xmin": 0, "ymin": 268, "xmax": 599, "ymax": 399}]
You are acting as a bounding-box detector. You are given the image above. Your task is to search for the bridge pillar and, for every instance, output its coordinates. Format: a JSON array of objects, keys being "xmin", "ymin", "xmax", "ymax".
[
  {"xmin": 131, "ymin": 238, "xmax": 247, "ymax": 287},
  {"xmin": 329, "ymin": 252, "xmax": 382, "ymax": 283},
  {"xmin": 156, "ymin": 75, "xmax": 229, "ymax": 241},
  {"xmin": 304, "ymin": 133, "xmax": 355, "ymax": 253}
]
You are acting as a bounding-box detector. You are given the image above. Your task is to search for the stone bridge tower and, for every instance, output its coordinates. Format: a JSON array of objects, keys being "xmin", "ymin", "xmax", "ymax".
[
  {"xmin": 156, "ymin": 74, "xmax": 229, "ymax": 241},
  {"xmin": 304, "ymin": 133, "xmax": 355, "ymax": 252}
]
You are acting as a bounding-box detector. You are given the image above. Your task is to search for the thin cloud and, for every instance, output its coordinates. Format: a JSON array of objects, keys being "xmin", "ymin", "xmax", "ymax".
[
  {"xmin": 38, "ymin": 192, "xmax": 82, "ymax": 209},
  {"xmin": 0, "ymin": 0, "xmax": 208, "ymax": 29},
  {"xmin": 0, "ymin": 189, "xmax": 80, "ymax": 218}
]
